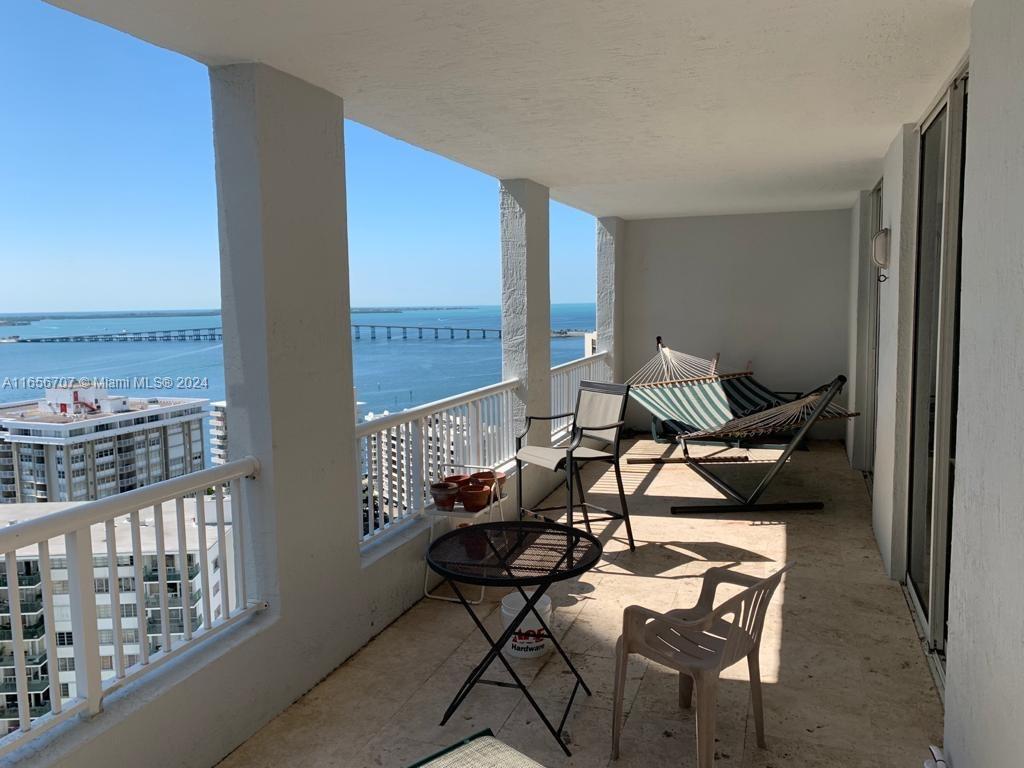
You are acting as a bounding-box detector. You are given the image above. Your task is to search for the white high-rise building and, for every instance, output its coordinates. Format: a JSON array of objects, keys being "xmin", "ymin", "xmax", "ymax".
[
  {"xmin": 209, "ymin": 401, "xmax": 228, "ymax": 466},
  {"xmin": 0, "ymin": 383, "xmax": 208, "ymax": 504},
  {"xmin": 0, "ymin": 497, "xmax": 234, "ymax": 733}
]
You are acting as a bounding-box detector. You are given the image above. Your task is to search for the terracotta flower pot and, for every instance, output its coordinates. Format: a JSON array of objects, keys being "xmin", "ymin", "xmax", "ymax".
[
  {"xmin": 429, "ymin": 481, "xmax": 460, "ymax": 511},
  {"xmin": 443, "ymin": 474, "xmax": 472, "ymax": 488},
  {"xmin": 459, "ymin": 483, "xmax": 492, "ymax": 513},
  {"xmin": 470, "ymin": 470, "xmax": 506, "ymax": 491},
  {"xmin": 470, "ymin": 470, "xmax": 496, "ymax": 489}
]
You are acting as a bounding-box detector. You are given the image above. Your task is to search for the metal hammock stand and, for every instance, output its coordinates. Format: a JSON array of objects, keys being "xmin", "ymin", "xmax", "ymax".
[{"xmin": 626, "ymin": 341, "xmax": 857, "ymax": 514}]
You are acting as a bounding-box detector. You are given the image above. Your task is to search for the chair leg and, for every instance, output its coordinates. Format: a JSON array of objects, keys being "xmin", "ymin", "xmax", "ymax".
[
  {"xmin": 694, "ymin": 674, "xmax": 719, "ymax": 768},
  {"xmin": 613, "ymin": 460, "xmax": 636, "ymax": 551},
  {"xmin": 678, "ymin": 672, "xmax": 693, "ymax": 709},
  {"xmin": 749, "ymin": 651, "xmax": 766, "ymax": 748},
  {"xmin": 574, "ymin": 463, "xmax": 593, "ymax": 535},
  {"xmin": 565, "ymin": 456, "xmax": 575, "ymax": 530},
  {"xmin": 516, "ymin": 457, "xmax": 524, "ymax": 520},
  {"xmin": 611, "ymin": 638, "xmax": 628, "ymax": 760}
]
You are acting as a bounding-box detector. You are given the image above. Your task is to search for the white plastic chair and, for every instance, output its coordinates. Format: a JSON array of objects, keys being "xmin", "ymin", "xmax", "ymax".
[{"xmin": 611, "ymin": 562, "xmax": 795, "ymax": 766}]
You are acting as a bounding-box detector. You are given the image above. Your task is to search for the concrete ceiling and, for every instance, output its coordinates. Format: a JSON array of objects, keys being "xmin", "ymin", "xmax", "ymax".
[{"xmin": 51, "ymin": 0, "xmax": 970, "ymax": 218}]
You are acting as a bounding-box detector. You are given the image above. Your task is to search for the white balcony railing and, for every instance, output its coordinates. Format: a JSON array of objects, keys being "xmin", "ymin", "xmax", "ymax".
[
  {"xmin": 550, "ymin": 351, "xmax": 611, "ymax": 440},
  {"xmin": 356, "ymin": 352, "xmax": 612, "ymax": 547},
  {"xmin": 356, "ymin": 379, "xmax": 519, "ymax": 545},
  {"xmin": 0, "ymin": 458, "xmax": 259, "ymax": 757}
]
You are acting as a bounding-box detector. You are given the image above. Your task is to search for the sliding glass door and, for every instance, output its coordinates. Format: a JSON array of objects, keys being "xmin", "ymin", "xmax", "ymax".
[{"xmin": 907, "ymin": 70, "xmax": 968, "ymax": 660}]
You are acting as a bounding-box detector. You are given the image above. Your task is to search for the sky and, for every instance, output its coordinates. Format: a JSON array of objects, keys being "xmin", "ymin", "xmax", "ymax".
[{"xmin": 0, "ymin": 1, "xmax": 596, "ymax": 313}]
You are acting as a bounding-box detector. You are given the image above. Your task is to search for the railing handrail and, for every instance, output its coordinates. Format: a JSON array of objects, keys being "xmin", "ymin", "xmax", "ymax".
[
  {"xmin": 355, "ymin": 378, "xmax": 519, "ymax": 436},
  {"xmin": 550, "ymin": 351, "xmax": 608, "ymax": 374},
  {"xmin": 0, "ymin": 457, "xmax": 260, "ymax": 553}
]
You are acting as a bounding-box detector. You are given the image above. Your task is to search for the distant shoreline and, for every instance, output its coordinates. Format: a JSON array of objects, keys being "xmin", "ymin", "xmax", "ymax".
[{"xmin": 0, "ymin": 304, "xmax": 595, "ymax": 322}]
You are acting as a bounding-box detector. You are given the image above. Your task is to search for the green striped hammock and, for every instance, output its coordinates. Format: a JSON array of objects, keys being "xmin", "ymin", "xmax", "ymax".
[{"xmin": 626, "ymin": 347, "xmax": 855, "ymax": 441}]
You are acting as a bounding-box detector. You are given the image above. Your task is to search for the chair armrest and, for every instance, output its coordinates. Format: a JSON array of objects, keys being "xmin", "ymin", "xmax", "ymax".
[
  {"xmin": 517, "ymin": 413, "xmax": 575, "ymax": 443},
  {"xmin": 692, "ymin": 566, "xmax": 761, "ymax": 613},
  {"xmin": 567, "ymin": 420, "xmax": 626, "ymax": 450}
]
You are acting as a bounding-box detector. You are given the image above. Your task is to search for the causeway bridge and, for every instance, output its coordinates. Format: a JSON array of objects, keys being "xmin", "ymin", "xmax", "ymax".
[
  {"xmin": 351, "ymin": 324, "xmax": 500, "ymax": 340},
  {"xmin": 11, "ymin": 324, "xmax": 588, "ymax": 344},
  {"xmin": 14, "ymin": 328, "xmax": 224, "ymax": 343}
]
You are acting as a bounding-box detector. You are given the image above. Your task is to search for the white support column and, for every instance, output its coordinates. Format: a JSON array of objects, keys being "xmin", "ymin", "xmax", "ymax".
[
  {"xmin": 501, "ymin": 178, "xmax": 551, "ymax": 450},
  {"xmin": 596, "ymin": 216, "xmax": 626, "ymax": 382},
  {"xmin": 210, "ymin": 63, "xmax": 359, "ymax": 635}
]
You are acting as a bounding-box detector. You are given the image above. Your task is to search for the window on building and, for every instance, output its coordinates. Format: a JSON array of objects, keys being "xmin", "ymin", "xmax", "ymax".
[
  {"xmin": 94, "ymin": 578, "xmax": 109, "ymax": 594},
  {"xmin": 57, "ymin": 657, "xmax": 75, "ymax": 672},
  {"xmin": 51, "ymin": 580, "xmax": 69, "ymax": 595},
  {"xmin": 96, "ymin": 604, "xmax": 112, "ymax": 619},
  {"xmin": 56, "ymin": 631, "xmax": 73, "ymax": 646},
  {"xmin": 97, "ymin": 629, "xmax": 114, "ymax": 645},
  {"xmin": 60, "ymin": 683, "xmax": 70, "ymax": 698},
  {"xmin": 100, "ymin": 655, "xmax": 113, "ymax": 671},
  {"xmin": 121, "ymin": 629, "xmax": 138, "ymax": 645},
  {"xmin": 120, "ymin": 603, "xmax": 137, "ymax": 618}
]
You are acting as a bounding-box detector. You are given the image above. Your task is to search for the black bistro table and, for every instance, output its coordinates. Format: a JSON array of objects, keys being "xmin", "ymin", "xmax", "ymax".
[{"xmin": 426, "ymin": 520, "xmax": 602, "ymax": 756}]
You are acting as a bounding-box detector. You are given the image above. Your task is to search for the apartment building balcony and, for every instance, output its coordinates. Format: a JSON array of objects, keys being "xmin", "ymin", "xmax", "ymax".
[
  {"xmin": 0, "ymin": 572, "xmax": 42, "ymax": 588},
  {"xmin": 220, "ymin": 440, "xmax": 941, "ymax": 767},
  {"xmin": 0, "ymin": 677, "xmax": 48, "ymax": 695},
  {"xmin": 0, "ymin": 651, "xmax": 46, "ymax": 669},
  {"xmin": 0, "ymin": 600, "xmax": 43, "ymax": 617},
  {"xmin": 143, "ymin": 589, "xmax": 202, "ymax": 609},
  {"xmin": 0, "ymin": 623, "xmax": 46, "ymax": 642},
  {"xmin": 6, "ymin": 0, "xmax": 1024, "ymax": 765}
]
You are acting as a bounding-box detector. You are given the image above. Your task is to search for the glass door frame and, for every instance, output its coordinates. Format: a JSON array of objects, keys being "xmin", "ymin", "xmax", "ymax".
[{"xmin": 906, "ymin": 64, "xmax": 968, "ymax": 659}]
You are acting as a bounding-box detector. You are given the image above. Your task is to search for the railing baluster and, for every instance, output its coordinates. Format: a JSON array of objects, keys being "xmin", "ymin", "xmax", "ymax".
[
  {"xmin": 37, "ymin": 540, "xmax": 61, "ymax": 715},
  {"xmin": 105, "ymin": 518, "xmax": 125, "ymax": 679},
  {"xmin": 215, "ymin": 485, "xmax": 231, "ymax": 621},
  {"xmin": 195, "ymin": 494, "xmax": 212, "ymax": 631},
  {"xmin": 4, "ymin": 551, "xmax": 31, "ymax": 731},
  {"xmin": 153, "ymin": 503, "xmax": 171, "ymax": 653},
  {"xmin": 230, "ymin": 477, "xmax": 247, "ymax": 611},
  {"xmin": 375, "ymin": 429, "xmax": 384, "ymax": 533},
  {"xmin": 470, "ymin": 399, "xmax": 483, "ymax": 466},
  {"xmin": 66, "ymin": 527, "xmax": 101, "ymax": 715},
  {"xmin": 130, "ymin": 511, "xmax": 149, "ymax": 665},
  {"xmin": 175, "ymin": 497, "xmax": 192, "ymax": 642},
  {"xmin": 411, "ymin": 420, "xmax": 424, "ymax": 514}
]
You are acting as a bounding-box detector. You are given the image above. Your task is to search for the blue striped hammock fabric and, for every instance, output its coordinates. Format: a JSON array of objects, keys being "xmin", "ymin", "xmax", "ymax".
[{"xmin": 627, "ymin": 349, "xmax": 855, "ymax": 441}]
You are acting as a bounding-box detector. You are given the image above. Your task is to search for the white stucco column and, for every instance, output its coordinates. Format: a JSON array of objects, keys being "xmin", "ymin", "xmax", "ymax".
[
  {"xmin": 596, "ymin": 216, "xmax": 626, "ymax": 382},
  {"xmin": 500, "ymin": 178, "xmax": 551, "ymax": 452},
  {"xmin": 211, "ymin": 63, "xmax": 360, "ymax": 657}
]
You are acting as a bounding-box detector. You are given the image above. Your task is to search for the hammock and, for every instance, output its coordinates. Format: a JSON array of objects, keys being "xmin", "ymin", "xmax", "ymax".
[
  {"xmin": 626, "ymin": 346, "xmax": 854, "ymax": 441},
  {"xmin": 625, "ymin": 343, "xmax": 857, "ymax": 514}
]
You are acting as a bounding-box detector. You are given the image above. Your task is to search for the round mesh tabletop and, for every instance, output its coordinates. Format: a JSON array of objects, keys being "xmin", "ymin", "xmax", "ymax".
[{"xmin": 426, "ymin": 521, "xmax": 602, "ymax": 587}]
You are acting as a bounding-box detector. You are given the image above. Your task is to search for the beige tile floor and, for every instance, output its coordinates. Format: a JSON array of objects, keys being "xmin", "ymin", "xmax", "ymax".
[{"xmin": 218, "ymin": 439, "xmax": 943, "ymax": 768}]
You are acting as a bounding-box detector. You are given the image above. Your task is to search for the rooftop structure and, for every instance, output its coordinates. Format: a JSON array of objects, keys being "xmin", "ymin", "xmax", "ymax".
[{"xmin": 0, "ymin": 386, "xmax": 208, "ymax": 504}]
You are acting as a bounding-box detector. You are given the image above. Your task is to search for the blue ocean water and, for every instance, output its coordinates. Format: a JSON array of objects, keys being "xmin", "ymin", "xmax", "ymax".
[{"xmin": 0, "ymin": 304, "xmax": 595, "ymax": 422}]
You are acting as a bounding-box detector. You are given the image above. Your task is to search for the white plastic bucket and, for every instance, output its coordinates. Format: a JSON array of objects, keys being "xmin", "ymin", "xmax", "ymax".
[{"xmin": 501, "ymin": 591, "xmax": 552, "ymax": 659}]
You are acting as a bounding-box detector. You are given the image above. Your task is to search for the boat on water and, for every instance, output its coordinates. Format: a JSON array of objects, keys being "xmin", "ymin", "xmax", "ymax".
[{"xmin": 0, "ymin": 336, "xmax": 20, "ymax": 343}]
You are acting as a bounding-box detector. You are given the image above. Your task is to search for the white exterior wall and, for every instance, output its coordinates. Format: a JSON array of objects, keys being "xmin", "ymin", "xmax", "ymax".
[
  {"xmin": 869, "ymin": 126, "xmax": 917, "ymax": 578},
  {"xmin": 944, "ymin": 1, "xmax": 1024, "ymax": 764},
  {"xmin": 620, "ymin": 210, "xmax": 852, "ymax": 431}
]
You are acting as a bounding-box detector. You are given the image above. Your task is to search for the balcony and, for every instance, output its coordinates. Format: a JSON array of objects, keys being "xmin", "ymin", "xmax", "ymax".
[
  {"xmin": 220, "ymin": 439, "xmax": 941, "ymax": 766},
  {"xmin": 0, "ymin": 676, "xmax": 49, "ymax": 694},
  {"xmin": 0, "ymin": 622, "xmax": 46, "ymax": 641},
  {"xmin": 0, "ymin": 572, "xmax": 42, "ymax": 588}
]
